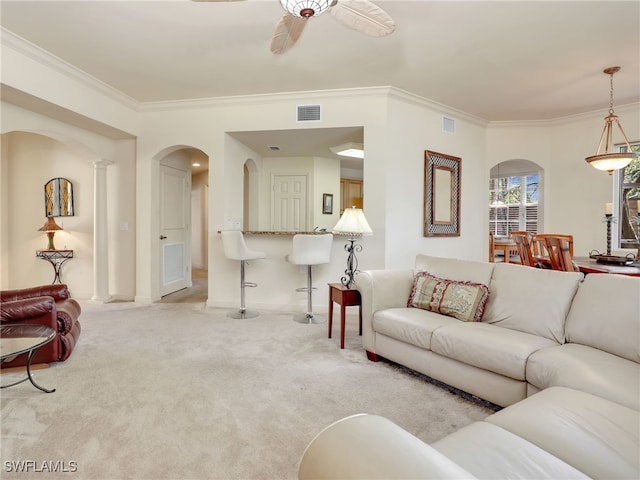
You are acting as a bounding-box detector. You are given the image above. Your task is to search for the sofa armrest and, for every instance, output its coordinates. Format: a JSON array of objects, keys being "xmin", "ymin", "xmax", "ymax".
[
  {"xmin": 299, "ymin": 414, "xmax": 476, "ymax": 479},
  {"xmin": 0, "ymin": 296, "xmax": 57, "ymax": 329},
  {"xmin": 1, "ymin": 296, "xmax": 55, "ymax": 320},
  {"xmin": 55, "ymin": 298, "xmax": 81, "ymax": 335},
  {"xmin": 1, "ymin": 284, "xmax": 70, "ymax": 303},
  {"xmin": 355, "ymin": 269, "xmax": 414, "ymax": 352}
]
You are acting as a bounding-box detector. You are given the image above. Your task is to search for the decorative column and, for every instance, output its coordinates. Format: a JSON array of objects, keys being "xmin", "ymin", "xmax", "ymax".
[{"xmin": 92, "ymin": 159, "xmax": 113, "ymax": 302}]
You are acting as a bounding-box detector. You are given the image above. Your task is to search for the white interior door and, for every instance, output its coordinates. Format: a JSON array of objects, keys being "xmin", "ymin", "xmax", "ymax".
[
  {"xmin": 160, "ymin": 164, "xmax": 190, "ymax": 296},
  {"xmin": 272, "ymin": 175, "xmax": 307, "ymax": 231}
]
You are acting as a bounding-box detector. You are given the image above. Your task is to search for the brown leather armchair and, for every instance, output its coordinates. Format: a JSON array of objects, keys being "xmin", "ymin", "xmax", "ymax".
[{"xmin": 0, "ymin": 284, "xmax": 81, "ymax": 367}]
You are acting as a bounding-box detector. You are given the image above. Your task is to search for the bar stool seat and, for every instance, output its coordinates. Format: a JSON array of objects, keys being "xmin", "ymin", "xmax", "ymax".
[
  {"xmin": 286, "ymin": 233, "xmax": 333, "ymax": 324},
  {"xmin": 221, "ymin": 230, "xmax": 266, "ymax": 319}
]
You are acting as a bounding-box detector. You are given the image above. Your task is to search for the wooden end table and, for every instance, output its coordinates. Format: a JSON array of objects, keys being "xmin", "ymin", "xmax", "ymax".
[{"xmin": 328, "ymin": 283, "xmax": 362, "ymax": 349}]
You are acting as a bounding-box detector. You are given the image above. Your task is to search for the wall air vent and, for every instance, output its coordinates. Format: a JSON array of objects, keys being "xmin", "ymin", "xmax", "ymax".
[
  {"xmin": 443, "ymin": 116, "xmax": 456, "ymax": 134},
  {"xmin": 297, "ymin": 104, "xmax": 321, "ymax": 122}
]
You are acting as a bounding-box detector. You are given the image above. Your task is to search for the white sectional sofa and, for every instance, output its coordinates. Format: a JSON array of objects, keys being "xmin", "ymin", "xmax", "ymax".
[{"xmin": 298, "ymin": 255, "xmax": 640, "ymax": 479}]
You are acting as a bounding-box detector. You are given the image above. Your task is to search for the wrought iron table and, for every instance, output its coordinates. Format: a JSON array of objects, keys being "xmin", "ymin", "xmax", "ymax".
[
  {"xmin": 1, "ymin": 324, "xmax": 56, "ymax": 393},
  {"xmin": 36, "ymin": 249, "xmax": 74, "ymax": 284}
]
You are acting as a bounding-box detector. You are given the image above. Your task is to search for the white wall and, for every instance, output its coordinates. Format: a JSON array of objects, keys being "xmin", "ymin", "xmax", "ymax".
[
  {"xmin": 255, "ymin": 155, "xmax": 340, "ymax": 231},
  {"xmin": 487, "ymin": 104, "xmax": 639, "ymax": 256},
  {"xmin": 313, "ymin": 156, "xmax": 341, "ymax": 231},
  {"xmin": 0, "ymin": 103, "xmax": 137, "ymax": 299},
  {"xmin": 381, "ymin": 92, "xmax": 489, "ymax": 269},
  {"xmin": 191, "ymin": 170, "xmax": 208, "ymax": 270},
  {"xmin": 135, "ymin": 90, "xmax": 391, "ymax": 305},
  {"xmin": 3, "ymin": 36, "xmax": 639, "ymax": 309},
  {"xmin": 2, "ymin": 132, "xmax": 93, "ymax": 293}
]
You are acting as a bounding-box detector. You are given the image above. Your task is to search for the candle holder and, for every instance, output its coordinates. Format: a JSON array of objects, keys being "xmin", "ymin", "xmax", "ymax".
[
  {"xmin": 635, "ymin": 214, "xmax": 640, "ymax": 261},
  {"xmin": 604, "ymin": 214, "xmax": 614, "ymax": 256}
]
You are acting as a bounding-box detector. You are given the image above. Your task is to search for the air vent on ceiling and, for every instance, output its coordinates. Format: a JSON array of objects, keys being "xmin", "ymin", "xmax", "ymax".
[
  {"xmin": 297, "ymin": 104, "xmax": 321, "ymax": 122},
  {"xmin": 443, "ymin": 116, "xmax": 456, "ymax": 134},
  {"xmin": 268, "ymin": 146, "xmax": 281, "ymax": 151}
]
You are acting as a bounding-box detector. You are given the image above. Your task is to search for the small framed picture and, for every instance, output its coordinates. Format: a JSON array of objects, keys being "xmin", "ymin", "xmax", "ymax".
[{"xmin": 322, "ymin": 193, "xmax": 333, "ymax": 214}]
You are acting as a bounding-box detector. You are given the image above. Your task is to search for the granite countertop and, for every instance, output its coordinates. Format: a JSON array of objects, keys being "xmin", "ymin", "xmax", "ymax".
[
  {"xmin": 243, "ymin": 231, "xmax": 330, "ymax": 235},
  {"xmin": 217, "ymin": 230, "xmax": 331, "ymax": 235}
]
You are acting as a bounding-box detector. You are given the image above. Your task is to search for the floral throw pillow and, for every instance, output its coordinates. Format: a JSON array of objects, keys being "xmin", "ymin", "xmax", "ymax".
[{"xmin": 407, "ymin": 272, "xmax": 490, "ymax": 322}]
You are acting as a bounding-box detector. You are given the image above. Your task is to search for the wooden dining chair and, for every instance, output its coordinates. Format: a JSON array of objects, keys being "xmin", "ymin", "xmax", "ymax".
[
  {"xmin": 545, "ymin": 236, "xmax": 578, "ymax": 272},
  {"xmin": 489, "ymin": 232, "xmax": 496, "ymax": 262},
  {"xmin": 532, "ymin": 234, "xmax": 574, "ymax": 258},
  {"xmin": 511, "ymin": 232, "xmax": 536, "ymax": 267}
]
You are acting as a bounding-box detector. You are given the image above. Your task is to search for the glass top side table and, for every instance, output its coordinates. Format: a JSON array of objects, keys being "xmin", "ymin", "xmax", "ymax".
[{"xmin": 1, "ymin": 324, "xmax": 56, "ymax": 393}]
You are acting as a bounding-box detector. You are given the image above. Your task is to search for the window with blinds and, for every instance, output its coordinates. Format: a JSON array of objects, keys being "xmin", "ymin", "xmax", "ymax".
[
  {"xmin": 618, "ymin": 143, "xmax": 640, "ymax": 249},
  {"xmin": 489, "ymin": 174, "xmax": 539, "ymax": 238}
]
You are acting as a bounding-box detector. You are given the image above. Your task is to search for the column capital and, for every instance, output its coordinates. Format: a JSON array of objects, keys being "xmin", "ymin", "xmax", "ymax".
[{"xmin": 91, "ymin": 158, "xmax": 114, "ymax": 168}]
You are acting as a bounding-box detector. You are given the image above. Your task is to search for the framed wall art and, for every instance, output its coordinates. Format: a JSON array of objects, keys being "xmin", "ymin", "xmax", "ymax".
[
  {"xmin": 322, "ymin": 193, "xmax": 333, "ymax": 214},
  {"xmin": 44, "ymin": 177, "xmax": 74, "ymax": 217},
  {"xmin": 424, "ymin": 150, "xmax": 461, "ymax": 237}
]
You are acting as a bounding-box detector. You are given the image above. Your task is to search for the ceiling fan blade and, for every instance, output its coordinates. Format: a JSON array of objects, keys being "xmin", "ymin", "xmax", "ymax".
[
  {"xmin": 329, "ymin": 0, "xmax": 396, "ymax": 37},
  {"xmin": 270, "ymin": 13, "xmax": 307, "ymax": 55}
]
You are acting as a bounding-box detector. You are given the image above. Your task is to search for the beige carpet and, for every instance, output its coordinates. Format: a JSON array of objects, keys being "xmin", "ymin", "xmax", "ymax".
[{"xmin": 1, "ymin": 294, "xmax": 496, "ymax": 480}]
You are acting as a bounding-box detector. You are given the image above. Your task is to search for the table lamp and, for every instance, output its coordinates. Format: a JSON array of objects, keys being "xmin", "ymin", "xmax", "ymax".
[
  {"xmin": 38, "ymin": 217, "xmax": 63, "ymax": 250},
  {"xmin": 332, "ymin": 207, "xmax": 373, "ymax": 287}
]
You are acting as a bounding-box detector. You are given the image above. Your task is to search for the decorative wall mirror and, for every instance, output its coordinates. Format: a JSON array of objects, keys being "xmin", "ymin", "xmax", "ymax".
[
  {"xmin": 45, "ymin": 177, "xmax": 74, "ymax": 217},
  {"xmin": 424, "ymin": 150, "xmax": 461, "ymax": 237}
]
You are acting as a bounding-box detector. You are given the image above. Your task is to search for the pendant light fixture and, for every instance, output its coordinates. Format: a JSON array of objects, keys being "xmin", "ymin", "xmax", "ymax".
[
  {"xmin": 279, "ymin": 0, "xmax": 333, "ymax": 18},
  {"xmin": 585, "ymin": 66, "xmax": 636, "ymax": 174}
]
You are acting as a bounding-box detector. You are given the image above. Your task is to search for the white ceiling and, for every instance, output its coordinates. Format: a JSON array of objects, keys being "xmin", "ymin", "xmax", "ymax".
[{"xmin": 1, "ymin": 0, "xmax": 639, "ymax": 169}]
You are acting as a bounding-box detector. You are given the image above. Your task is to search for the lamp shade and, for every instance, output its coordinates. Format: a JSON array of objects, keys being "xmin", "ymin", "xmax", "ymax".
[
  {"xmin": 279, "ymin": 0, "xmax": 333, "ymax": 18},
  {"xmin": 333, "ymin": 207, "xmax": 372, "ymax": 236},
  {"xmin": 585, "ymin": 67, "xmax": 637, "ymax": 173},
  {"xmin": 38, "ymin": 217, "xmax": 63, "ymax": 232}
]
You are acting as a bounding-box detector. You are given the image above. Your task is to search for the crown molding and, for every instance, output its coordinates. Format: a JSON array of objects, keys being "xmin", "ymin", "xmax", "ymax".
[
  {"xmin": 488, "ymin": 102, "xmax": 640, "ymax": 129},
  {"xmin": 386, "ymin": 87, "xmax": 489, "ymax": 127},
  {"xmin": 1, "ymin": 27, "xmax": 139, "ymax": 111},
  {"xmin": 138, "ymin": 86, "xmax": 393, "ymax": 112}
]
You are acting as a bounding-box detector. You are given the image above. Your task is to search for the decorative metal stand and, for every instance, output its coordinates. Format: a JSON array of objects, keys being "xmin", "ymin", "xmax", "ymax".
[
  {"xmin": 35, "ymin": 249, "xmax": 74, "ymax": 284},
  {"xmin": 605, "ymin": 213, "xmax": 614, "ymax": 256},
  {"xmin": 588, "ymin": 214, "xmax": 634, "ymax": 265},
  {"xmin": 635, "ymin": 214, "xmax": 640, "ymax": 261},
  {"xmin": 340, "ymin": 237, "xmax": 363, "ymax": 288}
]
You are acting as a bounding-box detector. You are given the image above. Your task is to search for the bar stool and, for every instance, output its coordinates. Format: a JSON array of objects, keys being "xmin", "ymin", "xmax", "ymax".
[
  {"xmin": 286, "ymin": 233, "xmax": 333, "ymax": 324},
  {"xmin": 221, "ymin": 230, "xmax": 266, "ymax": 319}
]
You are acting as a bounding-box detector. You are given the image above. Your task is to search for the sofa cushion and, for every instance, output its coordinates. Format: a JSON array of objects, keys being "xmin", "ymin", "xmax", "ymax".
[
  {"xmin": 414, "ymin": 254, "xmax": 494, "ymax": 286},
  {"xmin": 431, "ymin": 322, "xmax": 557, "ymax": 380},
  {"xmin": 433, "ymin": 421, "xmax": 589, "ymax": 479},
  {"xmin": 407, "ymin": 272, "xmax": 489, "ymax": 322},
  {"xmin": 526, "ymin": 343, "xmax": 640, "ymax": 410},
  {"xmin": 564, "ymin": 273, "xmax": 640, "ymax": 363},
  {"xmin": 482, "ymin": 263, "xmax": 582, "ymax": 343},
  {"xmin": 372, "ymin": 307, "xmax": 460, "ymax": 349},
  {"xmin": 486, "ymin": 386, "xmax": 640, "ymax": 479}
]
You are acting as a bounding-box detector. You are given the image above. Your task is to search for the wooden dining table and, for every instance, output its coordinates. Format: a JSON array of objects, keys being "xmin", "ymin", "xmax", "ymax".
[
  {"xmin": 534, "ymin": 255, "xmax": 640, "ymax": 276},
  {"xmin": 571, "ymin": 256, "xmax": 640, "ymax": 277}
]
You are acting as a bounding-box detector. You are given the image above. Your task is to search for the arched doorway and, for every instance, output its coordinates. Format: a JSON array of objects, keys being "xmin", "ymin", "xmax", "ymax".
[
  {"xmin": 489, "ymin": 159, "xmax": 543, "ymax": 238},
  {"xmin": 154, "ymin": 146, "xmax": 209, "ymax": 300}
]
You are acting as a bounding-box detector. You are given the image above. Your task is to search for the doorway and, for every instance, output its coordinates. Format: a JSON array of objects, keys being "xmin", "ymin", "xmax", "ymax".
[
  {"xmin": 160, "ymin": 163, "xmax": 190, "ymax": 296},
  {"xmin": 272, "ymin": 174, "xmax": 308, "ymax": 231}
]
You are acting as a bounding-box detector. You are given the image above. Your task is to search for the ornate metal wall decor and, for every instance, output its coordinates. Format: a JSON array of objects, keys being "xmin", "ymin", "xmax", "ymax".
[
  {"xmin": 44, "ymin": 178, "xmax": 74, "ymax": 217},
  {"xmin": 424, "ymin": 150, "xmax": 461, "ymax": 237}
]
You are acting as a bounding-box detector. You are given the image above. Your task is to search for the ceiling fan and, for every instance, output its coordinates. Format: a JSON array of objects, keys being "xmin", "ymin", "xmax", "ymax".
[{"xmin": 192, "ymin": 0, "xmax": 396, "ymax": 55}]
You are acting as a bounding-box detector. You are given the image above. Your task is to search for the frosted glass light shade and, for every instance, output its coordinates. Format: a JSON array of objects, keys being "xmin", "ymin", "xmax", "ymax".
[{"xmin": 279, "ymin": 0, "xmax": 333, "ymax": 18}]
